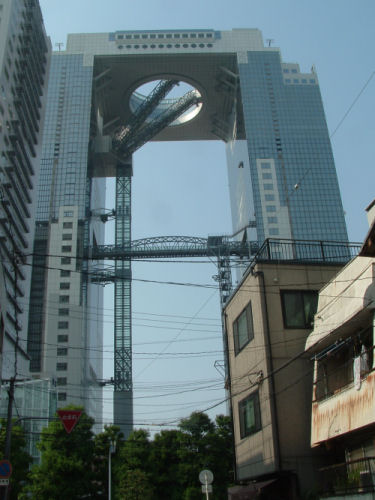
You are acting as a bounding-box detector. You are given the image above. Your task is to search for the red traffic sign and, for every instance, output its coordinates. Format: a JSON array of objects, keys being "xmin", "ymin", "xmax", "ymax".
[
  {"xmin": 0, "ymin": 460, "xmax": 12, "ymax": 479},
  {"xmin": 57, "ymin": 410, "xmax": 82, "ymax": 434}
]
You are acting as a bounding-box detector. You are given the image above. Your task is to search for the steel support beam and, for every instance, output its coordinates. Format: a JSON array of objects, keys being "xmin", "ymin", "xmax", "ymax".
[
  {"xmin": 114, "ymin": 161, "xmax": 133, "ymax": 438},
  {"xmin": 113, "ymin": 79, "xmax": 179, "ymax": 149}
]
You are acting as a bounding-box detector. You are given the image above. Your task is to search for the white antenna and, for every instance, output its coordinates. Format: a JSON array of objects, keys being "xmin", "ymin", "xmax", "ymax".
[
  {"xmin": 266, "ymin": 38, "xmax": 275, "ymax": 47},
  {"xmin": 55, "ymin": 42, "xmax": 64, "ymax": 52}
]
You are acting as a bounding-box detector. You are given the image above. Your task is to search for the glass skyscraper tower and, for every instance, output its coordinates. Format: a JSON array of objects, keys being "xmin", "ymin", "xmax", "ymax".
[
  {"xmin": 28, "ymin": 28, "xmax": 348, "ymax": 434},
  {"xmin": 0, "ymin": 0, "xmax": 50, "ymax": 381}
]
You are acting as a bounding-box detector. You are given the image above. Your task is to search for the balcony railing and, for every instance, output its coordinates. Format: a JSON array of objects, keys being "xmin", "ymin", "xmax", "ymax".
[
  {"xmin": 319, "ymin": 457, "xmax": 375, "ymax": 497},
  {"xmin": 254, "ymin": 238, "xmax": 361, "ymax": 265}
]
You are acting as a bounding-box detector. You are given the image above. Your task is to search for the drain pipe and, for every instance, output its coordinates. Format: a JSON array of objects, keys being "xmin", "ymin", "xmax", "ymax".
[
  {"xmin": 252, "ymin": 269, "xmax": 281, "ymax": 471},
  {"xmin": 223, "ymin": 311, "xmax": 238, "ymax": 483}
]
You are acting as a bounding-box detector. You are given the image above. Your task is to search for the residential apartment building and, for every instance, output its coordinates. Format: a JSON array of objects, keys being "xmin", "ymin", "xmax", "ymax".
[
  {"xmin": 305, "ymin": 203, "xmax": 375, "ymax": 498},
  {"xmin": 0, "ymin": 0, "xmax": 50, "ymax": 380},
  {"xmin": 225, "ymin": 239, "xmax": 359, "ymax": 499}
]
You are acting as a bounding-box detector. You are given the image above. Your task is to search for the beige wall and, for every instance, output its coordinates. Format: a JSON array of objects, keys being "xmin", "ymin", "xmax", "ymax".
[{"xmin": 225, "ymin": 262, "xmax": 341, "ymax": 487}]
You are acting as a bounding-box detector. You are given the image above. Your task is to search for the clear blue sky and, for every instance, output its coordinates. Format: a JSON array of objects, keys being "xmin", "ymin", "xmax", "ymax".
[{"xmin": 39, "ymin": 0, "xmax": 375, "ymax": 431}]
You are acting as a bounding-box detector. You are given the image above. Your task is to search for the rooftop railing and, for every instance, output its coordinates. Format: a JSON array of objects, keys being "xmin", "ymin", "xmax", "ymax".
[{"xmin": 254, "ymin": 238, "xmax": 361, "ymax": 265}]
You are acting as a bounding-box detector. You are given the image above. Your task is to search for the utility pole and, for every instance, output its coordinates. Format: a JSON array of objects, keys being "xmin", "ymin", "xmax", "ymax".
[
  {"xmin": 108, "ymin": 439, "xmax": 116, "ymax": 500},
  {"xmin": 1, "ymin": 250, "xmax": 21, "ymax": 500}
]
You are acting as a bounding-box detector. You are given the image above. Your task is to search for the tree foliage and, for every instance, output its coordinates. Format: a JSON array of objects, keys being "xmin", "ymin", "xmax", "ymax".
[
  {"xmin": 112, "ymin": 412, "xmax": 234, "ymax": 500},
  {"xmin": 0, "ymin": 419, "xmax": 32, "ymax": 499},
  {"xmin": 15, "ymin": 410, "xmax": 233, "ymax": 499},
  {"xmin": 19, "ymin": 406, "xmax": 97, "ymax": 500}
]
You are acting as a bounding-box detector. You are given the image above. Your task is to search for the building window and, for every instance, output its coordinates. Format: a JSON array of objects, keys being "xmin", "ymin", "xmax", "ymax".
[
  {"xmin": 267, "ymin": 217, "xmax": 278, "ymax": 224},
  {"xmin": 61, "ymin": 245, "xmax": 72, "ymax": 253},
  {"xmin": 57, "ymin": 363, "xmax": 67, "ymax": 371},
  {"xmin": 60, "ymin": 283, "xmax": 70, "ymax": 290},
  {"xmin": 266, "ymin": 205, "xmax": 276, "ymax": 212},
  {"xmin": 58, "ymin": 335, "xmax": 68, "ymax": 343},
  {"xmin": 63, "ymin": 222, "xmax": 73, "ymax": 229},
  {"xmin": 62, "ymin": 234, "xmax": 72, "ymax": 241},
  {"xmin": 58, "ymin": 308, "xmax": 69, "ymax": 316},
  {"xmin": 57, "ymin": 347, "xmax": 68, "ymax": 356},
  {"xmin": 58, "ymin": 392, "xmax": 67, "ymax": 401},
  {"xmin": 281, "ymin": 290, "xmax": 318, "ymax": 329},
  {"xmin": 57, "ymin": 377, "xmax": 67, "ymax": 386},
  {"xmin": 233, "ymin": 303, "xmax": 254, "ymax": 354},
  {"xmin": 239, "ymin": 391, "xmax": 261, "ymax": 438},
  {"xmin": 59, "ymin": 295, "xmax": 69, "ymax": 303},
  {"xmin": 262, "ymin": 173, "xmax": 272, "ymax": 180},
  {"xmin": 61, "ymin": 257, "xmax": 71, "ymax": 265},
  {"xmin": 60, "ymin": 270, "xmax": 71, "ymax": 277},
  {"xmin": 64, "ymin": 211, "xmax": 73, "ymax": 217},
  {"xmin": 58, "ymin": 321, "xmax": 69, "ymax": 329}
]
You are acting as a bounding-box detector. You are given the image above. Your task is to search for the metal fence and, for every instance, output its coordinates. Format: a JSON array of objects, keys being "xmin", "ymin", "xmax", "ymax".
[
  {"xmin": 319, "ymin": 457, "xmax": 375, "ymax": 496},
  {"xmin": 254, "ymin": 239, "xmax": 361, "ymax": 265}
]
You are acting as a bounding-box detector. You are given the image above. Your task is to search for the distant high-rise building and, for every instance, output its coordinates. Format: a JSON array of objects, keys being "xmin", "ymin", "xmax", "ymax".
[
  {"xmin": 29, "ymin": 28, "xmax": 348, "ymax": 435},
  {"xmin": 0, "ymin": 0, "xmax": 50, "ymax": 380}
]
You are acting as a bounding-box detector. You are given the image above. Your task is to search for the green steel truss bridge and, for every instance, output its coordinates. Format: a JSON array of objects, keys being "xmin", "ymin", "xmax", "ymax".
[
  {"xmin": 87, "ymin": 235, "xmax": 257, "ymax": 395},
  {"xmin": 90, "ymin": 235, "xmax": 257, "ymax": 261}
]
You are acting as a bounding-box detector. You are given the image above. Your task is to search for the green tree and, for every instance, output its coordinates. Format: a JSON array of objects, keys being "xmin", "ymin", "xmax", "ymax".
[
  {"xmin": 150, "ymin": 429, "xmax": 184, "ymax": 500},
  {"xmin": 0, "ymin": 419, "xmax": 32, "ymax": 499},
  {"xmin": 116, "ymin": 468, "xmax": 154, "ymax": 500},
  {"xmin": 116, "ymin": 412, "xmax": 234, "ymax": 500},
  {"xmin": 113, "ymin": 429, "xmax": 153, "ymax": 500},
  {"xmin": 20, "ymin": 406, "xmax": 97, "ymax": 500}
]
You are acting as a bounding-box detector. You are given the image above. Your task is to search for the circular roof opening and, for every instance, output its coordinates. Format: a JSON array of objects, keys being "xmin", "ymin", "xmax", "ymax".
[{"xmin": 129, "ymin": 79, "xmax": 202, "ymax": 127}]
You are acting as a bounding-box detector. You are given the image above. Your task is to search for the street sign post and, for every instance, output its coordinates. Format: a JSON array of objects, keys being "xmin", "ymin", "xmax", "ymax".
[
  {"xmin": 57, "ymin": 410, "xmax": 82, "ymax": 433},
  {"xmin": 0, "ymin": 460, "xmax": 12, "ymax": 489},
  {"xmin": 202, "ymin": 485, "xmax": 213, "ymax": 494},
  {"xmin": 0, "ymin": 460, "xmax": 12, "ymax": 479},
  {"xmin": 199, "ymin": 469, "xmax": 213, "ymax": 499}
]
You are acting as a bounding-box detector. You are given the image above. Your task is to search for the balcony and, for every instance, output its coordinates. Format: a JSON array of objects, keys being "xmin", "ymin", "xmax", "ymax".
[
  {"xmin": 312, "ymin": 370, "xmax": 375, "ymax": 446},
  {"xmin": 319, "ymin": 457, "xmax": 375, "ymax": 497}
]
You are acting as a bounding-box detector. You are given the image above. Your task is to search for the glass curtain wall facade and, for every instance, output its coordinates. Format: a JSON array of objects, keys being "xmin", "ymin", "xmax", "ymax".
[
  {"xmin": 227, "ymin": 51, "xmax": 348, "ymax": 245},
  {"xmin": 0, "ymin": 0, "xmax": 50, "ymax": 380},
  {"xmin": 27, "ymin": 53, "xmax": 105, "ymax": 428},
  {"xmin": 0, "ymin": 378, "xmax": 57, "ymax": 463}
]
